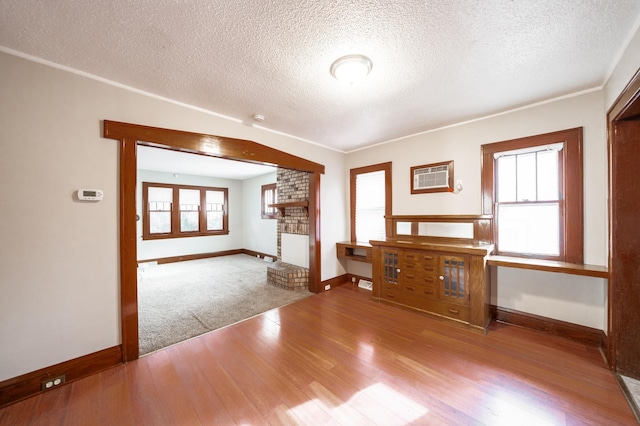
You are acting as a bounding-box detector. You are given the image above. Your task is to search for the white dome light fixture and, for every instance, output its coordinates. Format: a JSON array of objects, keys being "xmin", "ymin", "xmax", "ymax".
[{"xmin": 330, "ymin": 54, "xmax": 372, "ymax": 85}]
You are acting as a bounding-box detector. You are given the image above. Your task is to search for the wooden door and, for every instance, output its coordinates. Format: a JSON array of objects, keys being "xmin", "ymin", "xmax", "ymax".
[{"xmin": 610, "ymin": 118, "xmax": 640, "ymax": 378}]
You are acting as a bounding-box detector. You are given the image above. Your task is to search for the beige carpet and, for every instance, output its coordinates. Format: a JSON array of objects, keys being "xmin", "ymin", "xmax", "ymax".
[{"xmin": 138, "ymin": 254, "xmax": 313, "ymax": 355}]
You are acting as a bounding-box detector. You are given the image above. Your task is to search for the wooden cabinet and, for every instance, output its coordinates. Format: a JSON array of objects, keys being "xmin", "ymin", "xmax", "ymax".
[
  {"xmin": 336, "ymin": 241, "xmax": 372, "ymax": 263},
  {"xmin": 371, "ymin": 239, "xmax": 493, "ymax": 333}
]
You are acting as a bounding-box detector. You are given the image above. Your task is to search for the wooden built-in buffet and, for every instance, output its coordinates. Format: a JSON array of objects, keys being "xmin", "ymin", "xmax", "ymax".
[{"xmin": 370, "ymin": 215, "xmax": 494, "ymax": 333}]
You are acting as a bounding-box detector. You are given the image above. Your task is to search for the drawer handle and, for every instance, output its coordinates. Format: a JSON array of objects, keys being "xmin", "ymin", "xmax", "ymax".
[
  {"xmin": 406, "ymin": 285, "xmax": 415, "ymax": 291},
  {"xmin": 423, "ymin": 277, "xmax": 433, "ymax": 282},
  {"xmin": 406, "ymin": 263, "xmax": 415, "ymax": 268},
  {"xmin": 448, "ymin": 308, "xmax": 459, "ymax": 315},
  {"xmin": 406, "ymin": 274, "xmax": 415, "ymax": 279},
  {"xmin": 439, "ymin": 276, "xmax": 444, "ymax": 281},
  {"xmin": 424, "ymin": 289, "xmax": 434, "ymax": 295},
  {"xmin": 387, "ymin": 293, "xmax": 395, "ymax": 298},
  {"xmin": 423, "ymin": 256, "xmax": 433, "ymax": 261}
]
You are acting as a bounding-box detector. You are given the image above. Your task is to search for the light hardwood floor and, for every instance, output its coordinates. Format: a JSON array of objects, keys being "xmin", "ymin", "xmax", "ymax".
[{"xmin": 0, "ymin": 285, "xmax": 636, "ymax": 425}]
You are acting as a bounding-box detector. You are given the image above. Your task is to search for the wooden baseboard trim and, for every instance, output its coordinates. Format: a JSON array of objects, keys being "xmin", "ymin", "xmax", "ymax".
[
  {"xmin": 0, "ymin": 345, "xmax": 122, "ymax": 408},
  {"xmin": 138, "ymin": 249, "xmax": 277, "ymax": 265},
  {"xmin": 241, "ymin": 249, "xmax": 277, "ymax": 261},
  {"xmin": 321, "ymin": 274, "xmax": 373, "ymax": 292},
  {"xmin": 321, "ymin": 274, "xmax": 350, "ymax": 290},
  {"xmin": 491, "ymin": 305, "xmax": 605, "ymax": 347}
]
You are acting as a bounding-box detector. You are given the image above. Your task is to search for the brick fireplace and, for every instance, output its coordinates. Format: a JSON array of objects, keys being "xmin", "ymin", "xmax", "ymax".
[{"xmin": 266, "ymin": 168, "xmax": 310, "ymax": 290}]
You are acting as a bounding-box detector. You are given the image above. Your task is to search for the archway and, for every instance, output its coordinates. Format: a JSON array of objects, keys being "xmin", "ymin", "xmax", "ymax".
[{"xmin": 103, "ymin": 120, "xmax": 324, "ymax": 361}]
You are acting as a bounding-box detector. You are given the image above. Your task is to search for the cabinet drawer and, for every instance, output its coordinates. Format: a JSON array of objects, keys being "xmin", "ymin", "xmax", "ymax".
[
  {"xmin": 407, "ymin": 294, "xmax": 440, "ymax": 313},
  {"xmin": 403, "ymin": 260, "xmax": 437, "ymax": 271},
  {"xmin": 380, "ymin": 288, "xmax": 404, "ymax": 304},
  {"xmin": 439, "ymin": 302, "xmax": 469, "ymax": 322},
  {"xmin": 403, "ymin": 282, "xmax": 437, "ymax": 298},
  {"xmin": 404, "ymin": 295, "xmax": 469, "ymax": 322},
  {"xmin": 403, "ymin": 251, "xmax": 437, "ymax": 276},
  {"xmin": 403, "ymin": 271, "xmax": 437, "ymax": 286},
  {"xmin": 403, "ymin": 251, "xmax": 437, "ymax": 264}
]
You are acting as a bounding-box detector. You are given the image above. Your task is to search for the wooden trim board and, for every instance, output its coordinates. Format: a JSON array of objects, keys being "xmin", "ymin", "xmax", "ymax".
[
  {"xmin": 0, "ymin": 346, "xmax": 122, "ymax": 409},
  {"xmin": 491, "ymin": 305, "xmax": 604, "ymax": 347},
  {"xmin": 137, "ymin": 249, "xmax": 278, "ymax": 265}
]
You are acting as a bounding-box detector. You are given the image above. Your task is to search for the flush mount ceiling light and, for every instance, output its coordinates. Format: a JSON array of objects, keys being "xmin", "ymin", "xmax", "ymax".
[{"xmin": 330, "ymin": 54, "xmax": 372, "ymax": 85}]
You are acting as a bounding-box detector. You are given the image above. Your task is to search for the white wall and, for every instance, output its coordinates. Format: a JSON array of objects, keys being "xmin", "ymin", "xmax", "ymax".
[
  {"xmin": 242, "ymin": 171, "xmax": 278, "ymax": 257},
  {"xmin": 345, "ymin": 90, "xmax": 609, "ymax": 330},
  {"xmin": 605, "ymin": 20, "xmax": 640, "ymax": 109},
  {"xmin": 136, "ymin": 170, "xmax": 245, "ymax": 260},
  {"xmin": 0, "ymin": 51, "xmax": 346, "ymax": 381}
]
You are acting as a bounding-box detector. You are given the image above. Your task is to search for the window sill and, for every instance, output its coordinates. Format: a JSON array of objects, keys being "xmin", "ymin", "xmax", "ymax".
[
  {"xmin": 142, "ymin": 231, "xmax": 230, "ymax": 240},
  {"xmin": 486, "ymin": 255, "xmax": 608, "ymax": 279}
]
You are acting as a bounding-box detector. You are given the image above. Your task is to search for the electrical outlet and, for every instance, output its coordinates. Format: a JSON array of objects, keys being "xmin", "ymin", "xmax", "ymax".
[
  {"xmin": 41, "ymin": 374, "xmax": 66, "ymax": 391},
  {"xmin": 324, "ymin": 284, "xmax": 331, "ymax": 291},
  {"xmin": 351, "ymin": 276, "xmax": 356, "ymax": 283}
]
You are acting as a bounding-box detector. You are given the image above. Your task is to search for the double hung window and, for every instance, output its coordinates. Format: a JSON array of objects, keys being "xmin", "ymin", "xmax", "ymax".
[
  {"xmin": 350, "ymin": 162, "xmax": 392, "ymax": 243},
  {"xmin": 261, "ymin": 183, "xmax": 277, "ymax": 219},
  {"xmin": 481, "ymin": 128, "xmax": 583, "ymax": 262},
  {"xmin": 142, "ymin": 182, "xmax": 229, "ymax": 240}
]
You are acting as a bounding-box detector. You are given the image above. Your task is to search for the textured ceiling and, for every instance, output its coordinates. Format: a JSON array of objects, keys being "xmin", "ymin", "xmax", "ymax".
[{"xmin": 1, "ymin": 1, "xmax": 640, "ymax": 152}]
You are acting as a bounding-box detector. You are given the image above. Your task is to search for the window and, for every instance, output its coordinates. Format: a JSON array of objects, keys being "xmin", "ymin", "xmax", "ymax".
[
  {"xmin": 142, "ymin": 182, "xmax": 229, "ymax": 240},
  {"xmin": 481, "ymin": 128, "xmax": 583, "ymax": 263},
  {"xmin": 350, "ymin": 162, "xmax": 392, "ymax": 243},
  {"xmin": 261, "ymin": 183, "xmax": 277, "ymax": 219}
]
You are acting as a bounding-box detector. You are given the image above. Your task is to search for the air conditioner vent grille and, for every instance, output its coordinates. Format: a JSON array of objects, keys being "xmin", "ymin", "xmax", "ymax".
[{"xmin": 414, "ymin": 165, "xmax": 449, "ymax": 190}]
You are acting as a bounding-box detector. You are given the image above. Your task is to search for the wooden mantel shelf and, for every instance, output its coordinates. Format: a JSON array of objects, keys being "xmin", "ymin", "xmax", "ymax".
[{"xmin": 269, "ymin": 201, "xmax": 309, "ymax": 217}]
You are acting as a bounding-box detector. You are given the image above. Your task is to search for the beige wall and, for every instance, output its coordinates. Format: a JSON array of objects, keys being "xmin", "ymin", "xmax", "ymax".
[
  {"xmin": 242, "ymin": 171, "xmax": 278, "ymax": 257},
  {"xmin": 344, "ymin": 90, "xmax": 609, "ymax": 330},
  {"xmin": 605, "ymin": 19, "xmax": 640, "ymax": 109},
  {"xmin": 0, "ymin": 51, "xmax": 346, "ymax": 381}
]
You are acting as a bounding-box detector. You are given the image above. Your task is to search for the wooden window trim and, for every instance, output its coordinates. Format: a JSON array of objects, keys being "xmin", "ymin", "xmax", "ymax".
[
  {"xmin": 349, "ymin": 162, "xmax": 392, "ymax": 242},
  {"xmin": 481, "ymin": 127, "xmax": 583, "ymax": 263},
  {"xmin": 261, "ymin": 183, "xmax": 277, "ymax": 219},
  {"xmin": 142, "ymin": 182, "xmax": 229, "ymax": 240}
]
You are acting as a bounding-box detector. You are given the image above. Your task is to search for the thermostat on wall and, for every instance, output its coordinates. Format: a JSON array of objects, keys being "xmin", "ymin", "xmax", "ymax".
[{"xmin": 77, "ymin": 189, "xmax": 104, "ymax": 201}]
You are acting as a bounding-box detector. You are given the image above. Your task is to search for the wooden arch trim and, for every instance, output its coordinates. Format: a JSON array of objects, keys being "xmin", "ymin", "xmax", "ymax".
[
  {"xmin": 104, "ymin": 120, "xmax": 325, "ymax": 173},
  {"xmin": 103, "ymin": 120, "xmax": 324, "ymax": 362}
]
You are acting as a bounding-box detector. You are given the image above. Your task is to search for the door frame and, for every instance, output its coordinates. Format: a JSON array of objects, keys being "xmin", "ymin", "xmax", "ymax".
[
  {"xmin": 103, "ymin": 120, "xmax": 325, "ymax": 362},
  {"xmin": 607, "ymin": 67, "xmax": 640, "ymax": 370}
]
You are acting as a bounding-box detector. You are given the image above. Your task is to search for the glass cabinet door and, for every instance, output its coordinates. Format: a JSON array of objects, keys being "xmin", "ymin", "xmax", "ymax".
[
  {"xmin": 440, "ymin": 255, "xmax": 468, "ymax": 303},
  {"xmin": 382, "ymin": 250, "xmax": 400, "ymax": 286}
]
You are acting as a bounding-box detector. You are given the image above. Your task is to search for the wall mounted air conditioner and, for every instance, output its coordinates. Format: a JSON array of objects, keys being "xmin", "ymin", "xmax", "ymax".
[{"xmin": 413, "ymin": 165, "xmax": 449, "ymax": 190}]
